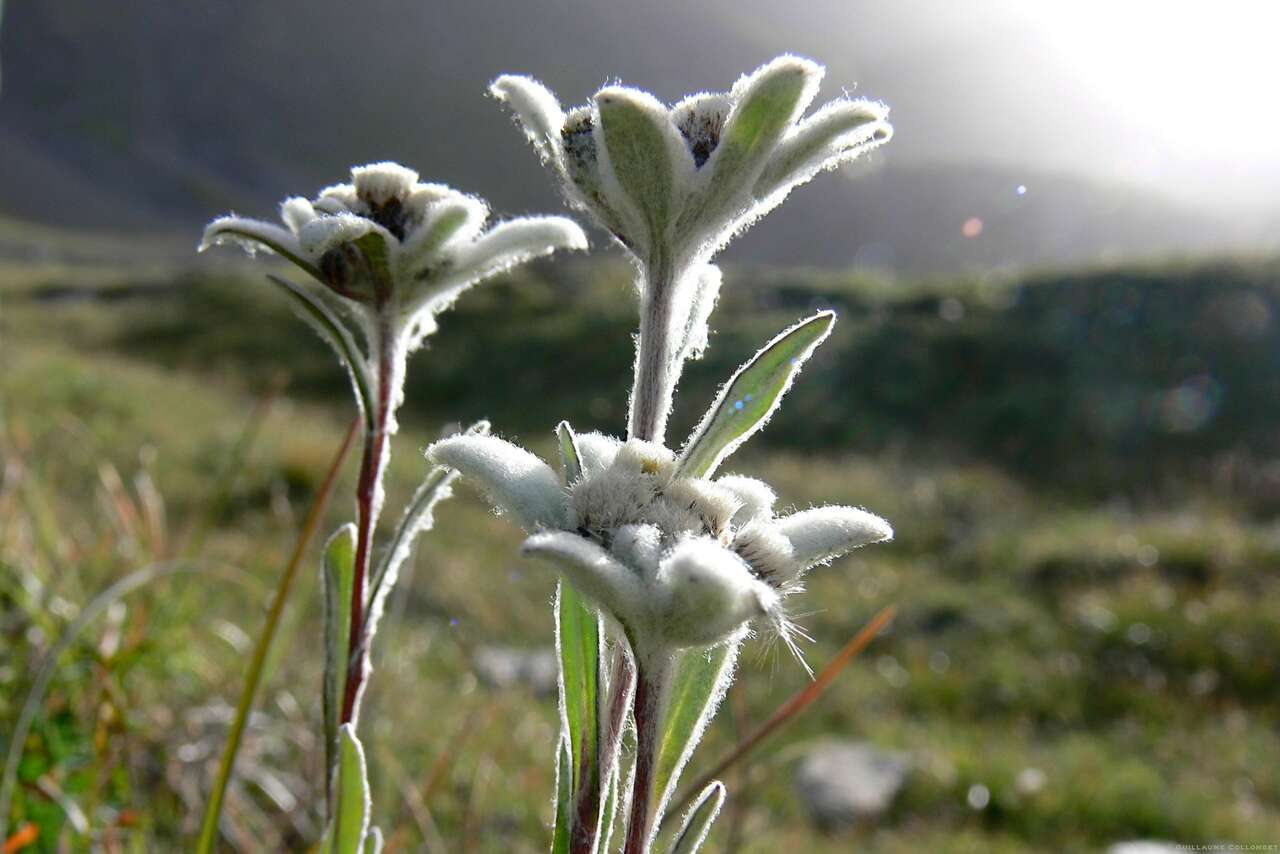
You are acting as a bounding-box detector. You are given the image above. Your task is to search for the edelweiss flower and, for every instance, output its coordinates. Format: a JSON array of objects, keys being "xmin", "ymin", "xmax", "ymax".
[
  {"xmin": 200, "ymin": 162, "xmax": 588, "ymax": 427},
  {"xmin": 491, "ymin": 56, "xmax": 891, "ymax": 270},
  {"xmin": 492, "ymin": 57, "xmax": 891, "ymax": 443},
  {"xmin": 428, "ymin": 429, "xmax": 890, "ymax": 668}
]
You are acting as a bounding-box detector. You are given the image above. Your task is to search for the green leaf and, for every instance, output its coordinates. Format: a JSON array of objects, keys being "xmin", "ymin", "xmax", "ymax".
[
  {"xmin": 323, "ymin": 524, "xmax": 357, "ymax": 804},
  {"xmin": 322, "ymin": 724, "xmax": 371, "ymax": 854},
  {"xmin": 596, "ymin": 89, "xmax": 677, "ymax": 241},
  {"xmin": 551, "ymin": 736, "xmax": 573, "ymax": 854},
  {"xmin": 652, "ymin": 642, "xmax": 738, "ymax": 829},
  {"xmin": 265, "ymin": 274, "xmax": 374, "ymax": 433},
  {"xmin": 556, "ymin": 580, "xmax": 602, "ymax": 844},
  {"xmin": 668, "ymin": 781, "xmax": 725, "ymax": 854},
  {"xmin": 352, "ymin": 231, "xmax": 394, "ymax": 300},
  {"xmin": 678, "ymin": 311, "xmax": 835, "ymax": 478},
  {"xmin": 556, "ymin": 421, "xmax": 583, "ymax": 483}
]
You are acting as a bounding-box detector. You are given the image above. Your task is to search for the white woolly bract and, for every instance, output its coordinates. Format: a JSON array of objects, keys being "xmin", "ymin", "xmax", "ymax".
[
  {"xmin": 279, "ymin": 196, "xmax": 318, "ymax": 232},
  {"xmin": 406, "ymin": 215, "xmax": 587, "ymax": 327},
  {"xmin": 427, "ymin": 434, "xmax": 567, "ymax": 531},
  {"xmin": 776, "ymin": 505, "xmax": 893, "ymax": 570},
  {"xmin": 573, "ymin": 431, "xmax": 623, "ymax": 476},
  {"xmin": 298, "ymin": 212, "xmax": 387, "ymax": 257},
  {"xmin": 754, "ymin": 98, "xmax": 890, "ymax": 200},
  {"xmin": 351, "ymin": 161, "xmax": 419, "ymax": 205},
  {"xmin": 489, "ymin": 74, "xmax": 567, "ymax": 170},
  {"xmin": 610, "ymin": 523, "xmax": 664, "ymax": 575},
  {"xmin": 715, "ymin": 475, "xmax": 777, "ymax": 525},
  {"xmin": 655, "ymin": 538, "xmax": 776, "ymax": 647},
  {"xmin": 523, "ymin": 531, "xmax": 646, "ymax": 621},
  {"xmin": 198, "ymin": 215, "xmax": 300, "ymax": 257}
]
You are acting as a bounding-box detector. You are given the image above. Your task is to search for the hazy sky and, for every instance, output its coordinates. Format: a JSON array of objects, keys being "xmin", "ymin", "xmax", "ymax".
[{"xmin": 700, "ymin": 0, "xmax": 1280, "ymax": 211}]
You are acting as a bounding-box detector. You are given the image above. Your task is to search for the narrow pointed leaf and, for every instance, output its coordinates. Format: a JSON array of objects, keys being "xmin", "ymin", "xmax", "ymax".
[
  {"xmin": 668, "ymin": 781, "xmax": 725, "ymax": 854},
  {"xmin": 323, "ymin": 524, "xmax": 357, "ymax": 803},
  {"xmin": 678, "ymin": 311, "xmax": 835, "ymax": 478},
  {"xmin": 599, "ymin": 759, "xmax": 621, "ymax": 854},
  {"xmin": 202, "ymin": 218, "xmax": 328, "ymax": 284},
  {"xmin": 557, "ymin": 421, "xmax": 583, "ymax": 484},
  {"xmin": 556, "ymin": 580, "xmax": 602, "ymax": 846},
  {"xmin": 323, "ymin": 724, "xmax": 370, "ymax": 854},
  {"xmin": 266, "ymin": 274, "xmax": 373, "ymax": 433},
  {"xmin": 651, "ymin": 641, "xmax": 738, "ymax": 832}
]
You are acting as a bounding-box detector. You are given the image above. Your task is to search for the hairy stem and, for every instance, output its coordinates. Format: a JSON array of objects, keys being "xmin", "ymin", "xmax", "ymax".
[
  {"xmin": 572, "ymin": 649, "xmax": 636, "ymax": 854},
  {"xmin": 629, "ymin": 254, "xmax": 677, "ymax": 443},
  {"xmin": 340, "ymin": 317, "xmax": 396, "ymax": 726},
  {"xmin": 623, "ymin": 656, "xmax": 669, "ymax": 854}
]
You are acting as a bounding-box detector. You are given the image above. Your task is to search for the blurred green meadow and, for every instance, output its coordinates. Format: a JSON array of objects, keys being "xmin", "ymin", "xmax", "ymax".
[{"xmin": 3, "ymin": 231, "xmax": 1280, "ymax": 852}]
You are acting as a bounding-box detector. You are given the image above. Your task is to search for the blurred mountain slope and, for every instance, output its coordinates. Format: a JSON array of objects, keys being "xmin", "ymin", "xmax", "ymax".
[{"xmin": 0, "ymin": 0, "xmax": 1274, "ymax": 274}]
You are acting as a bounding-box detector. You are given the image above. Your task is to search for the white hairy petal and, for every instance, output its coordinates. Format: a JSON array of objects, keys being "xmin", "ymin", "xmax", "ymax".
[
  {"xmin": 199, "ymin": 216, "xmax": 303, "ymax": 258},
  {"xmin": 399, "ymin": 193, "xmax": 490, "ymax": 270},
  {"xmin": 490, "ymin": 74, "xmax": 567, "ymax": 169},
  {"xmin": 427, "ymin": 434, "xmax": 567, "ymax": 531},
  {"xmin": 656, "ymin": 537, "xmax": 778, "ymax": 648},
  {"xmin": 351, "ymin": 161, "xmax": 420, "ymax": 205},
  {"xmin": 715, "ymin": 475, "xmax": 777, "ymax": 524},
  {"xmin": 754, "ymin": 99, "xmax": 890, "ymax": 201},
  {"xmin": 775, "ymin": 505, "xmax": 893, "ymax": 570},
  {"xmin": 593, "ymin": 86, "xmax": 694, "ymax": 251},
  {"xmin": 650, "ymin": 479, "xmax": 742, "ymax": 538},
  {"xmin": 298, "ymin": 213, "xmax": 389, "ymax": 257},
  {"xmin": 316, "ymin": 183, "xmax": 361, "ymax": 213},
  {"xmin": 279, "ymin": 197, "xmax": 318, "ymax": 234},
  {"xmin": 574, "ymin": 431, "xmax": 623, "ymax": 476},
  {"xmin": 522, "ymin": 531, "xmax": 646, "ymax": 622},
  {"xmin": 731, "ymin": 519, "xmax": 798, "ymax": 584},
  {"xmin": 445, "ymin": 216, "xmax": 586, "ymax": 285},
  {"xmin": 694, "ymin": 56, "xmax": 823, "ymax": 220},
  {"xmin": 610, "ymin": 523, "xmax": 664, "ymax": 577}
]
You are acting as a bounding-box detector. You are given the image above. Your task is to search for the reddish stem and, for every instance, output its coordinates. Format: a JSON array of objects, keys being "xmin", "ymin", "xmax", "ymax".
[
  {"xmin": 622, "ymin": 658, "xmax": 667, "ymax": 854},
  {"xmin": 571, "ymin": 652, "xmax": 635, "ymax": 854},
  {"xmin": 340, "ymin": 319, "xmax": 395, "ymax": 726}
]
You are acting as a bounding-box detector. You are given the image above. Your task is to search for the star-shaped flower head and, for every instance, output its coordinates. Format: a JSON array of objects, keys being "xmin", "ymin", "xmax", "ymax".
[
  {"xmin": 428, "ymin": 311, "xmax": 892, "ymax": 669},
  {"xmin": 200, "ymin": 162, "xmax": 587, "ymax": 429},
  {"xmin": 493, "ymin": 58, "xmax": 891, "ymax": 443},
  {"xmin": 491, "ymin": 56, "xmax": 891, "ymax": 270}
]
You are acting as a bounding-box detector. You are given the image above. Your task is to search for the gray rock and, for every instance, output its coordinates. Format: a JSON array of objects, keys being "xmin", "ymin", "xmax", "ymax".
[
  {"xmin": 473, "ymin": 645, "xmax": 557, "ymax": 696},
  {"xmin": 793, "ymin": 740, "xmax": 910, "ymax": 830}
]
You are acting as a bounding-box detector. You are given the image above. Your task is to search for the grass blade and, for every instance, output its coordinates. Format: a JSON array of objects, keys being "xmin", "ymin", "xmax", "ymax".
[
  {"xmin": 195, "ymin": 418, "xmax": 358, "ymax": 854},
  {"xmin": 0, "ymin": 559, "xmax": 255, "ymax": 845},
  {"xmin": 666, "ymin": 605, "xmax": 895, "ymax": 819}
]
